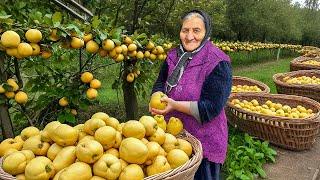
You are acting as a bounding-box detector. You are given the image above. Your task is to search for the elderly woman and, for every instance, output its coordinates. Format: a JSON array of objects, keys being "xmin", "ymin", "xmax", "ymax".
[{"xmin": 150, "ymin": 10, "xmax": 232, "ymax": 179}]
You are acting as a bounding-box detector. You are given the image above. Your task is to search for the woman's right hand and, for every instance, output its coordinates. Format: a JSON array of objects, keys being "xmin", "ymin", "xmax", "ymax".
[{"xmin": 150, "ymin": 96, "xmax": 175, "ymax": 116}]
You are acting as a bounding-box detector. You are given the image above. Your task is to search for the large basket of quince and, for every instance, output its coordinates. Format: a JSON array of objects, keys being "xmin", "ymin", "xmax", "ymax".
[
  {"xmin": 226, "ymin": 93, "xmax": 320, "ymax": 151},
  {"xmin": 0, "ymin": 113, "xmax": 202, "ymax": 180},
  {"xmin": 273, "ymin": 70, "xmax": 320, "ymax": 102},
  {"xmin": 290, "ymin": 56, "xmax": 320, "ymax": 71},
  {"xmin": 232, "ymin": 76, "xmax": 270, "ymax": 94}
]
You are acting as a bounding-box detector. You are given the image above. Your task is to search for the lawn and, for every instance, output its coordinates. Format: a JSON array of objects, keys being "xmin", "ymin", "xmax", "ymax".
[{"xmin": 232, "ymin": 57, "xmax": 293, "ymax": 93}]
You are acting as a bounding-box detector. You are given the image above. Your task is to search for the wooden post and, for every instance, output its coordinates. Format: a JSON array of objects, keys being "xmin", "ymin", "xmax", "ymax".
[
  {"xmin": 0, "ymin": 54, "xmax": 14, "ymax": 138},
  {"xmin": 277, "ymin": 48, "xmax": 281, "ymax": 61}
]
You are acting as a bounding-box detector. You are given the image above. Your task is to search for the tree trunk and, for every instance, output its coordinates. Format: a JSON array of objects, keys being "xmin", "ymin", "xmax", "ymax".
[
  {"xmin": 0, "ymin": 54, "xmax": 14, "ymax": 138},
  {"xmin": 122, "ymin": 0, "xmax": 145, "ymax": 120},
  {"xmin": 131, "ymin": 0, "xmax": 139, "ymax": 34},
  {"xmin": 122, "ymin": 61, "xmax": 138, "ymax": 120},
  {"xmin": 0, "ymin": 104, "xmax": 14, "ymax": 138}
]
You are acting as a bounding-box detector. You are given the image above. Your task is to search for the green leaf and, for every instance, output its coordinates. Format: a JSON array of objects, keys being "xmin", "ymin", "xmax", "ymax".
[
  {"xmin": 245, "ymin": 147, "xmax": 254, "ymax": 155},
  {"xmin": 256, "ymin": 166, "xmax": 267, "ymax": 178},
  {"xmin": 57, "ymin": 112, "xmax": 66, "ymax": 123},
  {"xmin": 91, "ymin": 16, "xmax": 101, "ymax": 29},
  {"xmin": 110, "ymin": 28, "xmax": 122, "ymax": 40},
  {"xmin": 17, "ymin": 1, "xmax": 27, "ymax": 9},
  {"xmin": 65, "ymin": 24, "xmax": 82, "ymax": 37},
  {"xmin": 254, "ymin": 153, "xmax": 264, "ymax": 159},
  {"xmin": 139, "ymin": 39, "xmax": 148, "ymax": 46},
  {"xmin": 64, "ymin": 112, "xmax": 76, "ymax": 124},
  {"xmin": 240, "ymin": 174, "xmax": 251, "ymax": 180},
  {"xmin": 136, "ymin": 33, "xmax": 147, "ymax": 39},
  {"xmin": 97, "ymin": 30, "xmax": 108, "ymax": 41},
  {"xmin": 0, "ymin": 15, "xmax": 12, "ymax": 19},
  {"xmin": 52, "ymin": 12, "xmax": 62, "ymax": 27},
  {"xmin": 134, "ymin": 40, "xmax": 142, "ymax": 48},
  {"xmin": 32, "ymin": 11, "xmax": 43, "ymax": 22},
  {"xmin": 112, "ymin": 39, "xmax": 121, "ymax": 45},
  {"xmin": 79, "ymin": 101, "xmax": 89, "ymax": 111},
  {"xmin": 3, "ymin": 83, "xmax": 13, "ymax": 91},
  {"xmin": 57, "ymin": 110, "xmax": 76, "ymax": 125},
  {"xmin": 235, "ymin": 170, "xmax": 243, "ymax": 178},
  {"xmin": 269, "ymin": 148, "xmax": 277, "ymax": 156},
  {"xmin": 244, "ymin": 134, "xmax": 253, "ymax": 143},
  {"xmin": 43, "ymin": 14, "xmax": 52, "ymax": 25},
  {"xmin": 268, "ymin": 155, "xmax": 276, "ymax": 163},
  {"xmin": 236, "ymin": 149, "xmax": 243, "ymax": 156},
  {"xmin": 262, "ymin": 141, "xmax": 269, "ymax": 148}
]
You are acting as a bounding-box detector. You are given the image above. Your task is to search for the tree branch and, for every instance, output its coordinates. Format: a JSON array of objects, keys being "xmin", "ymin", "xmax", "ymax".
[
  {"xmin": 131, "ymin": 0, "xmax": 140, "ymax": 34},
  {"xmin": 19, "ymin": 105, "xmax": 34, "ymax": 126},
  {"xmin": 114, "ymin": 0, "xmax": 123, "ymax": 27},
  {"xmin": 91, "ymin": 62, "xmax": 117, "ymax": 72},
  {"xmin": 14, "ymin": 58, "xmax": 23, "ymax": 89},
  {"xmin": 80, "ymin": 52, "xmax": 97, "ymax": 72}
]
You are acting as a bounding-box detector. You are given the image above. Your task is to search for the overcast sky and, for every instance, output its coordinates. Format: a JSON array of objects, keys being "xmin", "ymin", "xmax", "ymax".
[{"xmin": 291, "ymin": 0, "xmax": 304, "ymax": 5}]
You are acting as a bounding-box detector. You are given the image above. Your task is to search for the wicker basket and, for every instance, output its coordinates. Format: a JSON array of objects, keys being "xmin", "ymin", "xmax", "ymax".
[
  {"xmin": 0, "ymin": 130, "xmax": 203, "ymax": 180},
  {"xmin": 226, "ymin": 93, "xmax": 320, "ymax": 151},
  {"xmin": 290, "ymin": 56, "xmax": 320, "ymax": 71},
  {"xmin": 232, "ymin": 76, "xmax": 270, "ymax": 93},
  {"xmin": 273, "ymin": 70, "xmax": 320, "ymax": 102}
]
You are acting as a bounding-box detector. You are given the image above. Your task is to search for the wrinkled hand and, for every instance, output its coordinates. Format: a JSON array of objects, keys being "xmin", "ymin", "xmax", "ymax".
[{"xmin": 150, "ymin": 96, "xmax": 175, "ymax": 116}]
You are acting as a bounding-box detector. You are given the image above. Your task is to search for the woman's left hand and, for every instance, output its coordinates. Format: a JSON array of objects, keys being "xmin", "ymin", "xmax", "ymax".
[{"xmin": 150, "ymin": 96, "xmax": 175, "ymax": 115}]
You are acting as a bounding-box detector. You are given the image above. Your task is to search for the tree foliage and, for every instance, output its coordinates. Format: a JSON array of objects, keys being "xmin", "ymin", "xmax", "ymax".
[{"xmin": 80, "ymin": 0, "xmax": 320, "ymax": 46}]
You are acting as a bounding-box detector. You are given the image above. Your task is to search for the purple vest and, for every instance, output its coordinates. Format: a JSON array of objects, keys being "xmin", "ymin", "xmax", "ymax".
[{"xmin": 165, "ymin": 41, "xmax": 230, "ymax": 163}]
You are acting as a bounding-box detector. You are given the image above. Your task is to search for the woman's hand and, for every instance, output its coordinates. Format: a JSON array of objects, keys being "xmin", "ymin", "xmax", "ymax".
[{"xmin": 150, "ymin": 96, "xmax": 175, "ymax": 115}]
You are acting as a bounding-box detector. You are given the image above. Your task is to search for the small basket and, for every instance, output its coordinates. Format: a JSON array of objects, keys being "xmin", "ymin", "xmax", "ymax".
[
  {"xmin": 226, "ymin": 93, "xmax": 320, "ymax": 151},
  {"xmin": 232, "ymin": 76, "xmax": 270, "ymax": 93},
  {"xmin": 290, "ymin": 56, "xmax": 320, "ymax": 71},
  {"xmin": 0, "ymin": 130, "xmax": 203, "ymax": 180},
  {"xmin": 273, "ymin": 70, "xmax": 320, "ymax": 102}
]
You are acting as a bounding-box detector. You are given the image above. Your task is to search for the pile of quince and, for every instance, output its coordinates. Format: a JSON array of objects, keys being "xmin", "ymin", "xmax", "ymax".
[
  {"xmin": 230, "ymin": 99, "xmax": 315, "ymax": 119},
  {"xmin": 0, "ymin": 112, "xmax": 192, "ymax": 180},
  {"xmin": 301, "ymin": 60, "xmax": 320, "ymax": 66},
  {"xmin": 231, "ymin": 85, "xmax": 262, "ymax": 93},
  {"xmin": 282, "ymin": 75, "xmax": 320, "ymax": 85}
]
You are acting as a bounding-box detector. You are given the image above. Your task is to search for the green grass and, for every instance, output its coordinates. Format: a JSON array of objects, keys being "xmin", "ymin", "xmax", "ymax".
[
  {"xmin": 229, "ymin": 49, "xmax": 298, "ymax": 68},
  {"xmin": 233, "ymin": 57, "xmax": 293, "ymax": 93}
]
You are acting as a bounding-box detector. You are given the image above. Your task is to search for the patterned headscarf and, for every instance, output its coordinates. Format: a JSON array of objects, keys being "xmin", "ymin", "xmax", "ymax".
[{"xmin": 165, "ymin": 10, "xmax": 212, "ymax": 93}]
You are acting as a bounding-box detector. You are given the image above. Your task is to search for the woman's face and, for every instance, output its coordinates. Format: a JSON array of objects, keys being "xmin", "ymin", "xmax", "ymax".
[{"xmin": 180, "ymin": 16, "xmax": 206, "ymax": 52}]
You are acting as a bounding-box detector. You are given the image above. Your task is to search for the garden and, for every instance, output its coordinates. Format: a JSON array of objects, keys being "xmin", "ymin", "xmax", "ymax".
[{"xmin": 0, "ymin": 0, "xmax": 320, "ymax": 179}]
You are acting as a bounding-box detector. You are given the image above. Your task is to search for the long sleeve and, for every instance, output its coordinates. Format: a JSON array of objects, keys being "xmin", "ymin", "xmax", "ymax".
[
  {"xmin": 191, "ymin": 61, "xmax": 232, "ymax": 123},
  {"xmin": 151, "ymin": 61, "xmax": 169, "ymax": 94}
]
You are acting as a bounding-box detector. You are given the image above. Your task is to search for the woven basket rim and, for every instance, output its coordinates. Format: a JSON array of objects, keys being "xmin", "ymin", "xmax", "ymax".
[
  {"xmin": 0, "ymin": 130, "xmax": 203, "ymax": 180},
  {"xmin": 232, "ymin": 76, "xmax": 270, "ymax": 93},
  {"xmin": 290, "ymin": 56, "xmax": 320, "ymax": 69},
  {"xmin": 228, "ymin": 92, "xmax": 320, "ymax": 123},
  {"xmin": 273, "ymin": 70, "xmax": 320, "ymax": 90},
  {"xmin": 291, "ymin": 56, "xmax": 320, "ymax": 62}
]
